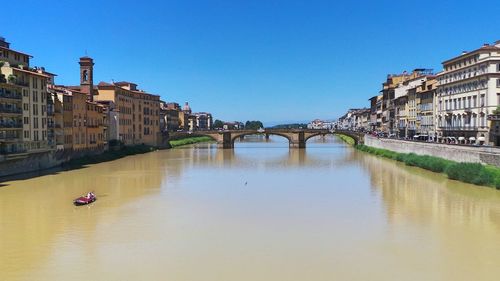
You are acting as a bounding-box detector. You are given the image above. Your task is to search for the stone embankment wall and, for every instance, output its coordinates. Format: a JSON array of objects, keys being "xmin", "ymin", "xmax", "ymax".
[
  {"xmin": 0, "ymin": 148, "xmax": 104, "ymax": 178},
  {"xmin": 364, "ymin": 135, "xmax": 500, "ymax": 167}
]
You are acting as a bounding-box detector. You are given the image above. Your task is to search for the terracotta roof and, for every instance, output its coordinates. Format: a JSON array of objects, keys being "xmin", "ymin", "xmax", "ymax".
[
  {"xmin": 114, "ymin": 81, "xmax": 137, "ymax": 86},
  {"xmin": 0, "ymin": 46, "xmax": 33, "ymax": 58},
  {"xmin": 97, "ymin": 81, "xmax": 114, "ymax": 87},
  {"xmin": 13, "ymin": 67, "xmax": 50, "ymax": 78}
]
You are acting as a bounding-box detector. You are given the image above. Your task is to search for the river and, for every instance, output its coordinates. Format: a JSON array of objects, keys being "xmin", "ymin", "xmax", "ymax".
[{"xmin": 1, "ymin": 135, "xmax": 500, "ymax": 281}]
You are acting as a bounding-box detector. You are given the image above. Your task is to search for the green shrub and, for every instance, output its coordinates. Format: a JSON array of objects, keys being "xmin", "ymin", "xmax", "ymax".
[
  {"xmin": 336, "ymin": 134, "xmax": 355, "ymax": 145},
  {"xmin": 446, "ymin": 163, "xmax": 495, "ymax": 185},
  {"xmin": 169, "ymin": 136, "xmax": 213, "ymax": 148},
  {"xmin": 356, "ymin": 144, "xmax": 500, "ymax": 188}
]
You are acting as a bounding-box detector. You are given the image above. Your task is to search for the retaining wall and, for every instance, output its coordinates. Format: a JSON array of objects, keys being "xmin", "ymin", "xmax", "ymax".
[
  {"xmin": 0, "ymin": 148, "xmax": 104, "ymax": 178},
  {"xmin": 364, "ymin": 135, "xmax": 500, "ymax": 167}
]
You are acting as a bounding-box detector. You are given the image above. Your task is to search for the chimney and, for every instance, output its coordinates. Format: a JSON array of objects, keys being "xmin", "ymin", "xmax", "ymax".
[{"xmin": 0, "ymin": 36, "xmax": 10, "ymax": 48}]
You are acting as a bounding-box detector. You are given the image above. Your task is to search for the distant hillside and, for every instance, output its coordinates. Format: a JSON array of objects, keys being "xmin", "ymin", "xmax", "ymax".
[{"xmin": 267, "ymin": 123, "xmax": 308, "ymax": 129}]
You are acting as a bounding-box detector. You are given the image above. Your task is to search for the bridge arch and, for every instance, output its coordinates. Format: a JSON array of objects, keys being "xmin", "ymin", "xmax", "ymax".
[
  {"xmin": 231, "ymin": 132, "xmax": 292, "ymax": 146},
  {"xmin": 304, "ymin": 131, "xmax": 361, "ymax": 145},
  {"xmin": 167, "ymin": 129, "xmax": 363, "ymax": 149}
]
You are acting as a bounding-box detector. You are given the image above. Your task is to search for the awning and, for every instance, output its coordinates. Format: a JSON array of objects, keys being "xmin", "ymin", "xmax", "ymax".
[
  {"xmin": 458, "ymin": 137, "xmax": 465, "ymax": 141},
  {"xmin": 477, "ymin": 137, "xmax": 486, "ymax": 141},
  {"xmin": 469, "ymin": 137, "xmax": 476, "ymax": 141}
]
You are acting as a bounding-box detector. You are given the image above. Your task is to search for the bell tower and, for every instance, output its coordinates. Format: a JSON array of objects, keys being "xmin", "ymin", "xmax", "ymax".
[{"xmin": 79, "ymin": 56, "xmax": 94, "ymax": 101}]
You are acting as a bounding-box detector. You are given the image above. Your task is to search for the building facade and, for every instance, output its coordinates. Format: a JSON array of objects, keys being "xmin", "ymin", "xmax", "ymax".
[
  {"xmin": 436, "ymin": 42, "xmax": 500, "ymax": 144},
  {"xmin": 0, "ymin": 37, "xmax": 51, "ymax": 156},
  {"xmin": 96, "ymin": 81, "xmax": 160, "ymax": 146}
]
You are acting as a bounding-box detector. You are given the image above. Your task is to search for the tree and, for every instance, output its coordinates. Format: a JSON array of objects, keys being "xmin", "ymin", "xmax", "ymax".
[
  {"xmin": 493, "ymin": 106, "xmax": 500, "ymax": 115},
  {"xmin": 213, "ymin": 119, "xmax": 224, "ymax": 129},
  {"xmin": 244, "ymin": 120, "xmax": 264, "ymax": 130}
]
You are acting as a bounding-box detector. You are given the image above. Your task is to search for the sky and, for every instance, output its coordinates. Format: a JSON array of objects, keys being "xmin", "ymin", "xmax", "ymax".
[{"xmin": 2, "ymin": 0, "xmax": 500, "ymax": 125}]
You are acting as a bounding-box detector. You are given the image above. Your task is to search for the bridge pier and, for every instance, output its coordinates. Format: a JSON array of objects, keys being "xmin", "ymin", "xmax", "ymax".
[{"xmin": 289, "ymin": 141, "xmax": 305, "ymax": 149}]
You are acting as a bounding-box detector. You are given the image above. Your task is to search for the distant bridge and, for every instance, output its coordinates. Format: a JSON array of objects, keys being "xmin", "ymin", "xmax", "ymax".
[{"xmin": 168, "ymin": 129, "xmax": 364, "ymax": 149}]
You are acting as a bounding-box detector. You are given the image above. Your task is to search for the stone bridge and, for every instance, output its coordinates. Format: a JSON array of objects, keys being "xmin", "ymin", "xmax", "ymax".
[{"xmin": 168, "ymin": 129, "xmax": 363, "ymax": 149}]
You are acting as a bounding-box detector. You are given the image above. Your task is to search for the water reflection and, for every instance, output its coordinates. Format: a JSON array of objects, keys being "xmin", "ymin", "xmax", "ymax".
[{"xmin": 2, "ymin": 135, "xmax": 500, "ymax": 281}]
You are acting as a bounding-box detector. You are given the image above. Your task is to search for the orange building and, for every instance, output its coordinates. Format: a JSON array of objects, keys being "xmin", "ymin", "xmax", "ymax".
[{"xmin": 96, "ymin": 81, "xmax": 160, "ymax": 146}]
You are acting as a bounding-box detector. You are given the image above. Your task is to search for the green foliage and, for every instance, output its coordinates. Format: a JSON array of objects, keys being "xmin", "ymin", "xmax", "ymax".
[
  {"xmin": 403, "ymin": 154, "xmax": 451, "ymax": 173},
  {"xmin": 355, "ymin": 144, "xmax": 500, "ymax": 188},
  {"xmin": 244, "ymin": 120, "xmax": 264, "ymax": 130},
  {"xmin": 213, "ymin": 119, "xmax": 224, "ymax": 129},
  {"xmin": 169, "ymin": 136, "xmax": 213, "ymax": 148},
  {"xmin": 7, "ymin": 74, "xmax": 16, "ymax": 82},
  {"xmin": 108, "ymin": 139, "xmax": 124, "ymax": 147},
  {"xmin": 445, "ymin": 163, "xmax": 486, "ymax": 184},
  {"xmin": 336, "ymin": 134, "xmax": 355, "ymax": 145},
  {"xmin": 493, "ymin": 106, "xmax": 500, "ymax": 115}
]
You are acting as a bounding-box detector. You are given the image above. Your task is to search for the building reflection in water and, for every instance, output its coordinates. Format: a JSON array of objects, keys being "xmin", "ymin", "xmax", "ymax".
[{"xmin": 356, "ymin": 150, "xmax": 500, "ymax": 280}]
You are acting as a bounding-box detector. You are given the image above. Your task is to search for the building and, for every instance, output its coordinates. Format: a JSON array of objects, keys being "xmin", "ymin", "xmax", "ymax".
[
  {"xmin": 416, "ymin": 78, "xmax": 437, "ymax": 139},
  {"xmin": 0, "ymin": 37, "xmax": 51, "ymax": 154},
  {"xmin": 179, "ymin": 102, "xmax": 192, "ymax": 131},
  {"xmin": 0, "ymin": 81, "xmax": 24, "ymax": 156},
  {"xmin": 436, "ymin": 41, "xmax": 500, "ymax": 145},
  {"xmin": 97, "ymin": 100, "xmax": 119, "ymax": 145},
  {"xmin": 223, "ymin": 121, "xmax": 244, "ymax": 130},
  {"xmin": 193, "ymin": 112, "xmax": 213, "ymax": 130},
  {"xmin": 369, "ymin": 94, "xmax": 382, "ymax": 131},
  {"xmin": 159, "ymin": 101, "xmax": 180, "ymax": 132},
  {"xmin": 385, "ymin": 69, "xmax": 434, "ymax": 138},
  {"xmin": 96, "ymin": 80, "xmax": 160, "ymax": 146},
  {"xmin": 57, "ymin": 57, "xmax": 107, "ymax": 152}
]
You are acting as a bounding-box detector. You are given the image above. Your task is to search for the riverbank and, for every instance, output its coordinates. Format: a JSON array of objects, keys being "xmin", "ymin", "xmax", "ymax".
[
  {"xmin": 336, "ymin": 134, "xmax": 500, "ymax": 189},
  {"xmin": 169, "ymin": 136, "xmax": 214, "ymax": 148},
  {"xmin": 336, "ymin": 134, "xmax": 356, "ymax": 145},
  {"xmin": 356, "ymin": 144, "xmax": 500, "ymax": 189},
  {"xmin": 64, "ymin": 145, "xmax": 156, "ymax": 168}
]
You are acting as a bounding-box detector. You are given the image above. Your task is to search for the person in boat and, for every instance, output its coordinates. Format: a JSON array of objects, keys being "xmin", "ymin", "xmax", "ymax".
[{"xmin": 87, "ymin": 192, "xmax": 94, "ymax": 199}]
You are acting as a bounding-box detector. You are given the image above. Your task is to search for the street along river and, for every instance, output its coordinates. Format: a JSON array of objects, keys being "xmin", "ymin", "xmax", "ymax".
[{"xmin": 1, "ymin": 135, "xmax": 500, "ymax": 281}]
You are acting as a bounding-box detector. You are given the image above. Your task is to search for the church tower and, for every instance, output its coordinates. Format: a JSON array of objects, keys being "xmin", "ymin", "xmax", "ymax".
[{"xmin": 79, "ymin": 56, "xmax": 94, "ymax": 101}]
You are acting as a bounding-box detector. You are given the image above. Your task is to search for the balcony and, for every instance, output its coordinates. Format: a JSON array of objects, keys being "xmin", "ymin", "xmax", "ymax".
[
  {"xmin": 0, "ymin": 107, "xmax": 22, "ymax": 114},
  {"xmin": 8, "ymin": 80, "xmax": 29, "ymax": 87},
  {"xmin": 0, "ymin": 91, "xmax": 22, "ymax": 100},
  {"xmin": 0, "ymin": 134, "xmax": 21, "ymax": 141},
  {"xmin": 439, "ymin": 126, "xmax": 479, "ymax": 131},
  {"xmin": 0, "ymin": 124, "xmax": 22, "ymax": 129},
  {"xmin": 419, "ymin": 103, "xmax": 433, "ymax": 112}
]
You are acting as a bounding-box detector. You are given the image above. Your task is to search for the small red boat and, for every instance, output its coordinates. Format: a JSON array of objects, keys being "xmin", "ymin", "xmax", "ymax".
[{"xmin": 74, "ymin": 192, "xmax": 96, "ymax": 206}]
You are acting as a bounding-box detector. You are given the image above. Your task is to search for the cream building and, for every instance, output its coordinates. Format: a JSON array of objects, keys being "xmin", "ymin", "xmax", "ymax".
[
  {"xmin": 0, "ymin": 37, "xmax": 51, "ymax": 153},
  {"xmin": 436, "ymin": 41, "xmax": 500, "ymax": 145}
]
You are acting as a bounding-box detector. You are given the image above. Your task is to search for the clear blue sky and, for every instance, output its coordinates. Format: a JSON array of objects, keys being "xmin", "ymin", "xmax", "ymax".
[{"xmin": 3, "ymin": 0, "xmax": 500, "ymax": 124}]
